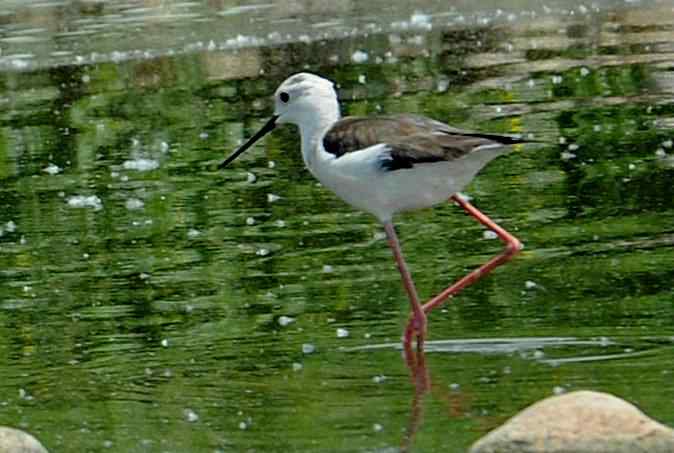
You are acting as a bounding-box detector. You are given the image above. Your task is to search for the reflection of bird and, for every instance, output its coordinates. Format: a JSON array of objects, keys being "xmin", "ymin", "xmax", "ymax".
[{"xmin": 220, "ymin": 72, "xmax": 526, "ymax": 352}]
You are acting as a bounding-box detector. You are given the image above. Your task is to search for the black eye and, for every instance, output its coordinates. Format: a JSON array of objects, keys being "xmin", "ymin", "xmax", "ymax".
[{"xmin": 279, "ymin": 92, "xmax": 290, "ymax": 103}]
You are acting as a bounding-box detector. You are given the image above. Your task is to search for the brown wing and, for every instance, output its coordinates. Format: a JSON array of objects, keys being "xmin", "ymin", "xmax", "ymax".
[{"xmin": 322, "ymin": 114, "xmax": 527, "ymax": 171}]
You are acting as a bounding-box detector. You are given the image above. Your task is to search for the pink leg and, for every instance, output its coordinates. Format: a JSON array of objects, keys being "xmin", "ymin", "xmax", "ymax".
[
  {"xmin": 383, "ymin": 222, "xmax": 427, "ymax": 352},
  {"xmin": 421, "ymin": 194, "xmax": 522, "ymax": 315}
]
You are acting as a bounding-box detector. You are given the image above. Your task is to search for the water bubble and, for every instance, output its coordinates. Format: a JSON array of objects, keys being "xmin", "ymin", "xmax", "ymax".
[
  {"xmin": 67, "ymin": 195, "xmax": 103, "ymax": 211},
  {"xmin": 373, "ymin": 375, "xmax": 387, "ymax": 384},
  {"xmin": 125, "ymin": 198, "xmax": 144, "ymax": 210},
  {"xmin": 43, "ymin": 163, "xmax": 61, "ymax": 175},
  {"xmin": 351, "ymin": 50, "xmax": 369, "ymax": 63},
  {"xmin": 302, "ymin": 343, "xmax": 315, "ymax": 354},
  {"xmin": 122, "ymin": 158, "xmax": 159, "ymax": 172},
  {"xmin": 336, "ymin": 328, "xmax": 349, "ymax": 338},
  {"xmin": 183, "ymin": 408, "xmax": 199, "ymax": 423},
  {"xmin": 278, "ymin": 316, "xmax": 295, "ymax": 327},
  {"xmin": 483, "ymin": 230, "xmax": 498, "ymax": 240}
]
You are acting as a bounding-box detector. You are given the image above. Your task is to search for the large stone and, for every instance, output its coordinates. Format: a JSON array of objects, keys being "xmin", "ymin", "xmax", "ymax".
[
  {"xmin": 470, "ymin": 390, "xmax": 674, "ymax": 453},
  {"xmin": 0, "ymin": 426, "xmax": 48, "ymax": 453}
]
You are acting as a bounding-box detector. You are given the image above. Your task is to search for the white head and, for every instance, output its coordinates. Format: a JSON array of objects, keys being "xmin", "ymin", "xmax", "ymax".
[
  {"xmin": 218, "ymin": 72, "xmax": 340, "ymax": 169},
  {"xmin": 273, "ymin": 73, "xmax": 340, "ymax": 126}
]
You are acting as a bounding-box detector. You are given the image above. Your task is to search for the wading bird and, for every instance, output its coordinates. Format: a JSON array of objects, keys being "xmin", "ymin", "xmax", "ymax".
[{"xmin": 220, "ymin": 73, "xmax": 527, "ymax": 353}]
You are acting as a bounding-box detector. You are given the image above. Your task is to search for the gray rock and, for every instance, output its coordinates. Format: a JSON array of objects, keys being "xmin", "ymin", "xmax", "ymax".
[
  {"xmin": 0, "ymin": 426, "xmax": 48, "ymax": 453},
  {"xmin": 470, "ymin": 390, "xmax": 674, "ymax": 453}
]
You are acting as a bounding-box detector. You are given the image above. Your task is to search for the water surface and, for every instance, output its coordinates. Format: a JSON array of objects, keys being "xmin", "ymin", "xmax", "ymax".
[{"xmin": 1, "ymin": 1, "xmax": 673, "ymax": 452}]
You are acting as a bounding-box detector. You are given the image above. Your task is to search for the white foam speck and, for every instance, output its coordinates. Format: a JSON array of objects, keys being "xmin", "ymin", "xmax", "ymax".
[
  {"xmin": 256, "ymin": 248, "xmax": 269, "ymax": 256},
  {"xmin": 187, "ymin": 228, "xmax": 201, "ymax": 239},
  {"xmin": 292, "ymin": 362, "xmax": 303, "ymax": 372},
  {"xmin": 663, "ymin": 139, "xmax": 673, "ymax": 148},
  {"xmin": 246, "ymin": 217, "xmax": 255, "ymax": 226},
  {"xmin": 336, "ymin": 328, "xmax": 349, "ymax": 338},
  {"xmin": 5, "ymin": 221, "xmax": 16, "ymax": 233},
  {"xmin": 436, "ymin": 77, "xmax": 449, "ymax": 92},
  {"xmin": 553, "ymin": 385, "xmax": 566, "ymax": 395},
  {"xmin": 351, "ymin": 50, "xmax": 369, "ymax": 63},
  {"xmin": 483, "ymin": 230, "xmax": 498, "ymax": 240},
  {"xmin": 43, "ymin": 163, "xmax": 61, "ymax": 175},
  {"xmin": 551, "ymin": 75, "xmax": 563, "ymax": 84},
  {"xmin": 267, "ymin": 193, "xmax": 281, "ymax": 203},
  {"xmin": 372, "ymin": 375, "xmax": 387, "ymax": 384},
  {"xmin": 122, "ymin": 158, "xmax": 159, "ymax": 171},
  {"xmin": 322, "ymin": 265, "xmax": 334, "ymax": 273},
  {"xmin": 302, "ymin": 343, "xmax": 315, "ymax": 354},
  {"xmin": 580, "ymin": 67, "xmax": 590, "ymax": 77},
  {"xmin": 161, "ymin": 338, "xmax": 169, "ymax": 347},
  {"xmin": 358, "ymin": 74, "xmax": 366, "ymax": 84},
  {"xmin": 246, "ymin": 172, "xmax": 257, "ymax": 183},
  {"xmin": 525, "ymin": 280, "xmax": 537, "ymax": 289},
  {"xmin": 560, "ymin": 151, "xmax": 576, "ymax": 160},
  {"xmin": 183, "ymin": 408, "xmax": 199, "ymax": 423},
  {"xmin": 655, "ymin": 148, "xmax": 666, "ymax": 158},
  {"xmin": 373, "ymin": 423, "xmax": 383, "ymax": 432},
  {"xmin": 125, "ymin": 198, "xmax": 144, "ymax": 210},
  {"xmin": 67, "ymin": 195, "xmax": 103, "ymax": 211},
  {"xmin": 278, "ymin": 315, "xmax": 295, "ymax": 327}
]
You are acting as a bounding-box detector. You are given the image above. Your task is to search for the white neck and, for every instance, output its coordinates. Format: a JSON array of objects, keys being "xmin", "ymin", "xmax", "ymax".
[{"xmin": 298, "ymin": 101, "xmax": 341, "ymax": 171}]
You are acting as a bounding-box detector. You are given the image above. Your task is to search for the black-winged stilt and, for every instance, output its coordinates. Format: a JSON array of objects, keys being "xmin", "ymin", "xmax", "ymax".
[{"xmin": 220, "ymin": 73, "xmax": 526, "ymax": 353}]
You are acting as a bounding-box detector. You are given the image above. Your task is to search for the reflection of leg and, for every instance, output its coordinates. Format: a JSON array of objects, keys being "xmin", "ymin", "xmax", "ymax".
[
  {"xmin": 422, "ymin": 194, "xmax": 522, "ymax": 313},
  {"xmin": 384, "ymin": 222, "xmax": 427, "ymax": 350},
  {"xmin": 400, "ymin": 347, "xmax": 430, "ymax": 453}
]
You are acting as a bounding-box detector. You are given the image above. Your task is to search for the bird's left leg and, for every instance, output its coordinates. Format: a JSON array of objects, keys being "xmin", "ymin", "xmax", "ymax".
[
  {"xmin": 383, "ymin": 222, "xmax": 427, "ymax": 352},
  {"xmin": 420, "ymin": 194, "xmax": 522, "ymax": 315}
]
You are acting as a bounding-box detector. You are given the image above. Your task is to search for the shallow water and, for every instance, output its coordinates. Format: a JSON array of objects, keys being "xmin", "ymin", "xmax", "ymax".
[{"xmin": 1, "ymin": 1, "xmax": 674, "ymax": 452}]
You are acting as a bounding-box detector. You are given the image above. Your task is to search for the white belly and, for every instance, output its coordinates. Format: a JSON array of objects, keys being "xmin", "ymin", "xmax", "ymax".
[{"xmin": 311, "ymin": 144, "xmax": 510, "ymax": 223}]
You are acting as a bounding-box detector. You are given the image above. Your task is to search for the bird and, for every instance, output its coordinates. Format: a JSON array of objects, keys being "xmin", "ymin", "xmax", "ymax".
[{"xmin": 220, "ymin": 72, "xmax": 527, "ymax": 353}]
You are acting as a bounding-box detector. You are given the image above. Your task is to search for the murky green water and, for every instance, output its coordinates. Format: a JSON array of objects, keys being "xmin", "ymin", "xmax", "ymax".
[{"xmin": 1, "ymin": 1, "xmax": 673, "ymax": 452}]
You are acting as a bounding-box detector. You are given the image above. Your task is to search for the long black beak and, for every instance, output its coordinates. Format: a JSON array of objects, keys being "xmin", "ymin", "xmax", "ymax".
[{"xmin": 218, "ymin": 115, "xmax": 278, "ymax": 169}]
